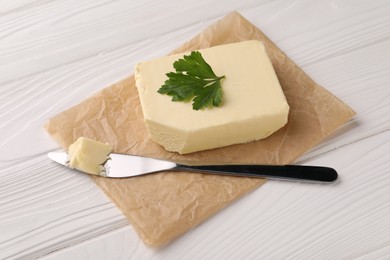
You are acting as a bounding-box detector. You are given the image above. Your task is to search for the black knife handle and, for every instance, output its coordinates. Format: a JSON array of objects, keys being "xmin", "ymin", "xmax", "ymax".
[{"xmin": 174, "ymin": 164, "xmax": 338, "ymax": 183}]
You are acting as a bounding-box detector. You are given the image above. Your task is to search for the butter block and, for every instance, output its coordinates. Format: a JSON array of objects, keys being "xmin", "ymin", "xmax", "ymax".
[
  {"xmin": 135, "ymin": 40, "xmax": 289, "ymax": 154},
  {"xmin": 68, "ymin": 137, "xmax": 112, "ymax": 175}
]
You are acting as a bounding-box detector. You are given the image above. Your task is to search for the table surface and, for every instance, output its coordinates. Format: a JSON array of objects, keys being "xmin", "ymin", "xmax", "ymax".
[{"xmin": 1, "ymin": 0, "xmax": 389, "ymax": 259}]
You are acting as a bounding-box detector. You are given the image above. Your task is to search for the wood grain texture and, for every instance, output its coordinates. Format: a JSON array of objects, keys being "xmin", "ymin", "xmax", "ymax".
[{"xmin": 1, "ymin": 0, "xmax": 389, "ymax": 259}]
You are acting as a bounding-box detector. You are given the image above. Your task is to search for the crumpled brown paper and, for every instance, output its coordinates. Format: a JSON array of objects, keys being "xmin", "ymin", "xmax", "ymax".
[{"xmin": 45, "ymin": 12, "xmax": 355, "ymax": 247}]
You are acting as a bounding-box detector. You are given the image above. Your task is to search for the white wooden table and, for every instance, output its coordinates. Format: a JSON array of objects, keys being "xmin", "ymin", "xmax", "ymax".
[{"xmin": 1, "ymin": 0, "xmax": 389, "ymax": 259}]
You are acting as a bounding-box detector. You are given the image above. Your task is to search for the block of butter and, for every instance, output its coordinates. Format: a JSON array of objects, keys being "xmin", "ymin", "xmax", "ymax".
[
  {"xmin": 135, "ymin": 40, "xmax": 289, "ymax": 154},
  {"xmin": 68, "ymin": 137, "xmax": 112, "ymax": 175}
]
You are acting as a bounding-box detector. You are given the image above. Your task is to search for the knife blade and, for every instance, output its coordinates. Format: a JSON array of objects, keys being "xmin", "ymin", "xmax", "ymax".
[{"xmin": 48, "ymin": 152, "xmax": 338, "ymax": 183}]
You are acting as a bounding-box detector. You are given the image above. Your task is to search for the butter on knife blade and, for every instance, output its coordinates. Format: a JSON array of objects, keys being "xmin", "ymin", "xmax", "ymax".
[
  {"xmin": 48, "ymin": 138, "xmax": 338, "ymax": 183},
  {"xmin": 67, "ymin": 137, "xmax": 112, "ymax": 175}
]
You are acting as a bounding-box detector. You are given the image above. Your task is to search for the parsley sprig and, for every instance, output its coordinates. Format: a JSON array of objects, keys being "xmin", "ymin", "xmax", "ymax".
[{"xmin": 157, "ymin": 51, "xmax": 225, "ymax": 110}]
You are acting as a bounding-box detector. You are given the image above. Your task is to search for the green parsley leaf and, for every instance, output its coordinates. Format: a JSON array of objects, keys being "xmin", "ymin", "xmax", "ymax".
[{"xmin": 157, "ymin": 51, "xmax": 225, "ymax": 110}]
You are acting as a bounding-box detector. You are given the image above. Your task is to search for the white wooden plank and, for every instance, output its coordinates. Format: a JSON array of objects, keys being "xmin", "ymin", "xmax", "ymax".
[
  {"xmin": 297, "ymin": 38, "xmax": 390, "ymax": 162},
  {"xmin": 0, "ymin": 0, "xmax": 275, "ymax": 84},
  {"xmin": 1, "ymin": 0, "xmax": 390, "ymax": 84},
  {"xmin": 244, "ymin": 0, "xmax": 390, "ymax": 66},
  {"xmin": 0, "ymin": 155, "xmax": 128, "ymax": 259}
]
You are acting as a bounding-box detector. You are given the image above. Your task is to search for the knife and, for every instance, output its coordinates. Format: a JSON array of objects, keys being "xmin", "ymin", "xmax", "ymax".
[{"xmin": 48, "ymin": 152, "xmax": 338, "ymax": 183}]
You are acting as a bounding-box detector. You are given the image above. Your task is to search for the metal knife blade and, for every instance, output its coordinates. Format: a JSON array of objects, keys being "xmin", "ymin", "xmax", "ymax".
[{"xmin": 48, "ymin": 152, "xmax": 338, "ymax": 183}]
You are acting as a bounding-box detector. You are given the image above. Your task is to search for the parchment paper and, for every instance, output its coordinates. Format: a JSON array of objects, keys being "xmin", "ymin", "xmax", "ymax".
[{"xmin": 45, "ymin": 12, "xmax": 355, "ymax": 247}]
